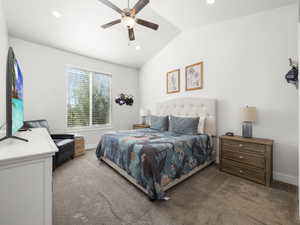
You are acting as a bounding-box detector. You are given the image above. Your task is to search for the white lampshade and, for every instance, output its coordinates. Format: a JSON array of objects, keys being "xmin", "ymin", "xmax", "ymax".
[
  {"xmin": 241, "ymin": 106, "xmax": 257, "ymax": 122},
  {"xmin": 140, "ymin": 108, "xmax": 150, "ymax": 117}
]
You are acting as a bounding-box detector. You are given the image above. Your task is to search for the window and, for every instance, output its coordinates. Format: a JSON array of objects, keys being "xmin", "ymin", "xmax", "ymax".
[{"xmin": 67, "ymin": 67, "xmax": 111, "ymax": 129}]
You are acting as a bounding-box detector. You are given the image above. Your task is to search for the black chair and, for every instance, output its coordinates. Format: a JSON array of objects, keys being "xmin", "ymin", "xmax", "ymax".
[{"xmin": 22, "ymin": 120, "xmax": 75, "ymax": 169}]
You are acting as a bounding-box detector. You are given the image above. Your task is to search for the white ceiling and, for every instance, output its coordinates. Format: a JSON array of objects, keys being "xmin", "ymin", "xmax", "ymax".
[
  {"xmin": 150, "ymin": 0, "xmax": 297, "ymax": 30},
  {"xmin": 3, "ymin": 0, "xmax": 180, "ymax": 68},
  {"xmin": 3, "ymin": 0, "xmax": 297, "ymax": 68}
]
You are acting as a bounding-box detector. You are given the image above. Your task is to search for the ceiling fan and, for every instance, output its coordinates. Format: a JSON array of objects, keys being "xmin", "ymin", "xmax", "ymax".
[{"xmin": 98, "ymin": 0, "xmax": 159, "ymax": 41}]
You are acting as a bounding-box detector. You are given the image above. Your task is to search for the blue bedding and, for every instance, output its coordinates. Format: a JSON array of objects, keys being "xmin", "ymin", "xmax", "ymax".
[{"xmin": 96, "ymin": 128, "xmax": 213, "ymax": 200}]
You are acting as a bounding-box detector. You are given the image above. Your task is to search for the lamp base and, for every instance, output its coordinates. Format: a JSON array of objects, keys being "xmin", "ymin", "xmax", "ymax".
[
  {"xmin": 242, "ymin": 121, "xmax": 253, "ymax": 138},
  {"xmin": 141, "ymin": 116, "xmax": 146, "ymax": 125}
]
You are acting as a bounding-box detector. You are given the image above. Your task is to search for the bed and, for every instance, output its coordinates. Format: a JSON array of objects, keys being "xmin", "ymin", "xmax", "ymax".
[{"xmin": 96, "ymin": 98, "xmax": 217, "ymax": 200}]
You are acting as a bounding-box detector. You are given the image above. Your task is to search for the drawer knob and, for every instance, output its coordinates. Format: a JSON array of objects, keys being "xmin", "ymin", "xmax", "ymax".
[
  {"xmin": 239, "ymin": 144, "xmax": 243, "ymax": 147},
  {"xmin": 239, "ymin": 170, "xmax": 243, "ymax": 174},
  {"xmin": 239, "ymin": 156, "xmax": 244, "ymax": 159}
]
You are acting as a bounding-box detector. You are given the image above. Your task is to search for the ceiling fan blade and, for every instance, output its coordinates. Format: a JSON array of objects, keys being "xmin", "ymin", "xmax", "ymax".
[
  {"xmin": 132, "ymin": 0, "xmax": 149, "ymax": 15},
  {"xmin": 98, "ymin": 0, "xmax": 123, "ymax": 14},
  {"xmin": 128, "ymin": 28, "xmax": 135, "ymax": 41},
  {"xmin": 101, "ymin": 19, "xmax": 121, "ymax": 29},
  {"xmin": 136, "ymin": 18, "xmax": 159, "ymax": 30}
]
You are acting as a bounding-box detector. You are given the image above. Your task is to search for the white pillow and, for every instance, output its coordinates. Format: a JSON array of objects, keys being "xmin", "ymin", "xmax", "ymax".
[
  {"xmin": 198, "ymin": 116, "xmax": 206, "ymax": 134},
  {"xmin": 171, "ymin": 115, "xmax": 206, "ymax": 134}
]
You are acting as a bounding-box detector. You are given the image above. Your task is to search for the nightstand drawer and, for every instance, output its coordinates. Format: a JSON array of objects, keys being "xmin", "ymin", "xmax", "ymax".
[
  {"xmin": 222, "ymin": 159, "xmax": 265, "ymax": 185},
  {"xmin": 220, "ymin": 135, "xmax": 273, "ymax": 186},
  {"xmin": 223, "ymin": 150, "xmax": 265, "ymax": 169},
  {"xmin": 222, "ymin": 140, "xmax": 265, "ymax": 155}
]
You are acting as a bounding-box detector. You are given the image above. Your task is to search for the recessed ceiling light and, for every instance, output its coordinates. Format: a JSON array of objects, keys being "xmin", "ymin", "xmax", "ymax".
[
  {"xmin": 135, "ymin": 45, "xmax": 141, "ymax": 50},
  {"xmin": 52, "ymin": 11, "xmax": 62, "ymax": 18},
  {"xmin": 207, "ymin": 0, "xmax": 215, "ymax": 5}
]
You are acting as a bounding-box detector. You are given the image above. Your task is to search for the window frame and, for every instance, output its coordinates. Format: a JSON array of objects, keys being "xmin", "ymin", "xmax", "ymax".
[{"xmin": 65, "ymin": 65, "xmax": 113, "ymax": 131}]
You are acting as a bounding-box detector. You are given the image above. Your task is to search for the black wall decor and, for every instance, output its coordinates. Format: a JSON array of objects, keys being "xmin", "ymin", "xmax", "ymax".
[
  {"xmin": 285, "ymin": 58, "xmax": 298, "ymax": 89},
  {"xmin": 115, "ymin": 94, "xmax": 134, "ymax": 106}
]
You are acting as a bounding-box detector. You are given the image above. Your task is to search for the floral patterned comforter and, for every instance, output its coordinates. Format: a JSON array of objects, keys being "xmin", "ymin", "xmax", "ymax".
[{"xmin": 96, "ymin": 128, "xmax": 213, "ymax": 200}]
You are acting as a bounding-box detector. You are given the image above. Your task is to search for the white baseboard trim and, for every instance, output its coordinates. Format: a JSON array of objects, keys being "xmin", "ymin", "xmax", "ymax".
[{"xmin": 273, "ymin": 172, "xmax": 298, "ymax": 186}]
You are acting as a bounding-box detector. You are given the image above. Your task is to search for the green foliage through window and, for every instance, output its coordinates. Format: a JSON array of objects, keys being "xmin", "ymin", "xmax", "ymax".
[{"xmin": 67, "ymin": 67, "xmax": 111, "ymax": 128}]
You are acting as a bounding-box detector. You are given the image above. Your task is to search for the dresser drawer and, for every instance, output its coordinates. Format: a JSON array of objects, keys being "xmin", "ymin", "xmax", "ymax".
[
  {"xmin": 223, "ymin": 150, "xmax": 265, "ymax": 169},
  {"xmin": 222, "ymin": 139, "xmax": 265, "ymax": 155},
  {"xmin": 222, "ymin": 159, "xmax": 265, "ymax": 185}
]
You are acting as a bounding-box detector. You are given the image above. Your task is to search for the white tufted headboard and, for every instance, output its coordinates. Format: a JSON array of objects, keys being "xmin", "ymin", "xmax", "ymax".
[{"xmin": 156, "ymin": 98, "xmax": 217, "ymax": 136}]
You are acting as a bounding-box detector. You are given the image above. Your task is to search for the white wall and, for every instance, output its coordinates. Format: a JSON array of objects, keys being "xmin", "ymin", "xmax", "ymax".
[
  {"xmin": 9, "ymin": 37, "xmax": 140, "ymax": 149},
  {"xmin": 0, "ymin": 0, "xmax": 8, "ymax": 126},
  {"xmin": 140, "ymin": 5, "xmax": 298, "ymax": 185}
]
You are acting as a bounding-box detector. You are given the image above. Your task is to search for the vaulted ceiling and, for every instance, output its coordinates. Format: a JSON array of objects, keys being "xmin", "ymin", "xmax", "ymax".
[
  {"xmin": 3, "ymin": 0, "xmax": 180, "ymax": 68},
  {"xmin": 3, "ymin": 0, "xmax": 297, "ymax": 68},
  {"xmin": 151, "ymin": 0, "xmax": 297, "ymax": 30}
]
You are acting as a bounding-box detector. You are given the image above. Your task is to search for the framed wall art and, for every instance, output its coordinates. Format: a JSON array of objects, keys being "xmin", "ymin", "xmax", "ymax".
[
  {"xmin": 166, "ymin": 69, "xmax": 180, "ymax": 94},
  {"xmin": 185, "ymin": 62, "xmax": 203, "ymax": 91}
]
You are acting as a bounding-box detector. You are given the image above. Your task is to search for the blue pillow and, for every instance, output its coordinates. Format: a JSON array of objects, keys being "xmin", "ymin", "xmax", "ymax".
[
  {"xmin": 169, "ymin": 115, "xmax": 199, "ymax": 135},
  {"xmin": 150, "ymin": 115, "xmax": 169, "ymax": 131}
]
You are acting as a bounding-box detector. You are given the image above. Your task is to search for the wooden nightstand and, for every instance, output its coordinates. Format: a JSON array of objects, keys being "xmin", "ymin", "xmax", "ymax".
[
  {"xmin": 133, "ymin": 124, "xmax": 150, "ymax": 129},
  {"xmin": 74, "ymin": 135, "xmax": 85, "ymax": 157},
  {"xmin": 219, "ymin": 135, "xmax": 273, "ymax": 186}
]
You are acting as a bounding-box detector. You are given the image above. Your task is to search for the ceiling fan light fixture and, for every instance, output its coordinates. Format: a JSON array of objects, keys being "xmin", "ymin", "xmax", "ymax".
[
  {"xmin": 207, "ymin": 0, "xmax": 215, "ymax": 5},
  {"xmin": 122, "ymin": 16, "xmax": 135, "ymax": 28}
]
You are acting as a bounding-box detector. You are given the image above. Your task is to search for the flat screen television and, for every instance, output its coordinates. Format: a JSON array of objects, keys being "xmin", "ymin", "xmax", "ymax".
[{"xmin": 0, "ymin": 47, "xmax": 28, "ymax": 142}]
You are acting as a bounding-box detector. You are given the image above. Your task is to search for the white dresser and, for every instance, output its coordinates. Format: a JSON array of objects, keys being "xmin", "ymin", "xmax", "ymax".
[{"xmin": 0, "ymin": 128, "xmax": 58, "ymax": 225}]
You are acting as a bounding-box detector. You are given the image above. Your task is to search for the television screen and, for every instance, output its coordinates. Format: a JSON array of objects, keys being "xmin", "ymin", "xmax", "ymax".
[
  {"xmin": 0, "ymin": 47, "xmax": 26, "ymax": 142},
  {"xmin": 11, "ymin": 59, "xmax": 24, "ymax": 134}
]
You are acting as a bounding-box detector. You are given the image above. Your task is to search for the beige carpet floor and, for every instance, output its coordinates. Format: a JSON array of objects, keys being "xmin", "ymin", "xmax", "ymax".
[{"xmin": 53, "ymin": 150, "xmax": 299, "ymax": 225}]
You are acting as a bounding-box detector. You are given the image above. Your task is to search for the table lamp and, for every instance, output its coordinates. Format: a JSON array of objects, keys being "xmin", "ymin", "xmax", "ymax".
[
  {"xmin": 241, "ymin": 106, "xmax": 256, "ymax": 138},
  {"xmin": 140, "ymin": 108, "xmax": 150, "ymax": 125}
]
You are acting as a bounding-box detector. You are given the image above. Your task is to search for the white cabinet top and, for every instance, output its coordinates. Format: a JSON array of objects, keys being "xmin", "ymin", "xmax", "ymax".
[{"xmin": 0, "ymin": 128, "xmax": 58, "ymax": 165}]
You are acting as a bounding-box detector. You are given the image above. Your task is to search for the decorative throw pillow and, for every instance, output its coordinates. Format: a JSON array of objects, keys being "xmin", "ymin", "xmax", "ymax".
[
  {"xmin": 169, "ymin": 115, "xmax": 199, "ymax": 135},
  {"xmin": 172, "ymin": 115, "xmax": 206, "ymax": 134},
  {"xmin": 150, "ymin": 115, "xmax": 169, "ymax": 131}
]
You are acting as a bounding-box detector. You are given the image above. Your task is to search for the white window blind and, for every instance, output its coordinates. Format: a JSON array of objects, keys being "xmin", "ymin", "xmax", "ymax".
[{"xmin": 67, "ymin": 67, "xmax": 111, "ymax": 128}]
